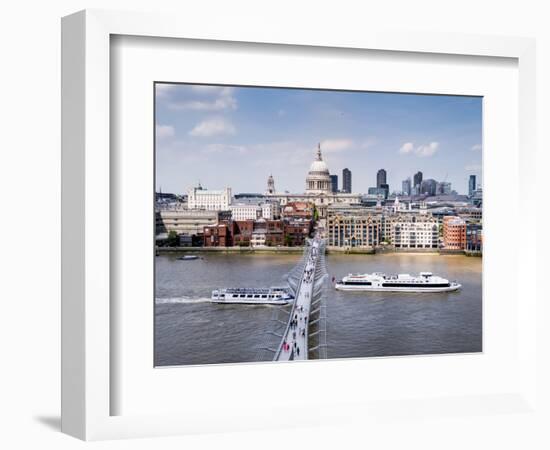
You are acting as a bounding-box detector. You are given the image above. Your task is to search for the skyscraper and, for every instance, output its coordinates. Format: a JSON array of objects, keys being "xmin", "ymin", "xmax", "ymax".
[
  {"xmin": 413, "ymin": 171, "xmax": 423, "ymax": 190},
  {"xmin": 330, "ymin": 174, "xmax": 338, "ymax": 193},
  {"xmin": 420, "ymin": 179, "xmax": 437, "ymax": 196},
  {"xmin": 342, "ymin": 168, "xmax": 352, "ymax": 193},
  {"xmin": 376, "ymin": 169, "xmax": 387, "ymax": 188},
  {"xmin": 380, "ymin": 183, "xmax": 389, "ymax": 199},
  {"xmin": 402, "ymin": 177, "xmax": 411, "ymax": 196},
  {"xmin": 469, "ymin": 175, "xmax": 476, "ymax": 197},
  {"xmin": 437, "ymin": 181, "xmax": 452, "ymax": 195}
]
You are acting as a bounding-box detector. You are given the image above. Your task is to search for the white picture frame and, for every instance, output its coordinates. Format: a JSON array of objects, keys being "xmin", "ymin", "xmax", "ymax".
[{"xmin": 61, "ymin": 9, "xmax": 538, "ymax": 441}]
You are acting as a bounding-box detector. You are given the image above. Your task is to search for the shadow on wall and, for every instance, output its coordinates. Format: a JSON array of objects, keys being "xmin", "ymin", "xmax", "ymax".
[{"xmin": 34, "ymin": 415, "xmax": 61, "ymax": 431}]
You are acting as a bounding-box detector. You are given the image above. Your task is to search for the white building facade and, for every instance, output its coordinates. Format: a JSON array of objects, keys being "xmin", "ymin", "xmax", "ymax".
[
  {"xmin": 393, "ymin": 217, "xmax": 439, "ymax": 249},
  {"xmin": 187, "ymin": 185, "xmax": 232, "ymax": 211},
  {"xmin": 155, "ymin": 207, "xmax": 219, "ymax": 236},
  {"xmin": 229, "ymin": 203, "xmax": 262, "ymax": 220},
  {"xmin": 261, "ymin": 202, "xmax": 281, "ymax": 220},
  {"xmin": 229, "ymin": 201, "xmax": 281, "ymax": 221}
]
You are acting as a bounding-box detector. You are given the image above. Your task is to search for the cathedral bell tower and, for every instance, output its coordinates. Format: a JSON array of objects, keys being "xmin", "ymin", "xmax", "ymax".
[{"xmin": 266, "ymin": 174, "xmax": 276, "ymax": 195}]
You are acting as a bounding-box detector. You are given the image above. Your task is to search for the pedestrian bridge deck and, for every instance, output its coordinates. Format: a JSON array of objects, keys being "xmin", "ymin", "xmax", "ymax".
[{"xmin": 274, "ymin": 239, "xmax": 322, "ymax": 361}]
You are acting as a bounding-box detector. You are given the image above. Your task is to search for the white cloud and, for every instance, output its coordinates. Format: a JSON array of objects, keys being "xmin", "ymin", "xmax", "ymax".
[
  {"xmin": 416, "ymin": 142, "xmax": 440, "ymax": 157},
  {"xmin": 399, "ymin": 142, "xmax": 415, "ymax": 154},
  {"xmin": 155, "ymin": 84, "xmax": 175, "ymax": 97},
  {"xmin": 320, "ymin": 138, "xmax": 354, "ymax": 153},
  {"xmin": 156, "ymin": 124, "xmax": 175, "ymax": 139},
  {"xmin": 166, "ymin": 86, "xmax": 237, "ymax": 111},
  {"xmin": 203, "ymin": 143, "xmax": 247, "ymax": 154},
  {"xmin": 173, "ymin": 97, "xmax": 236, "ymax": 111},
  {"xmin": 190, "ymin": 86, "xmax": 229, "ymax": 93},
  {"xmin": 189, "ymin": 117, "xmax": 236, "ymax": 137},
  {"xmin": 399, "ymin": 141, "xmax": 439, "ymax": 157},
  {"xmin": 471, "ymin": 144, "xmax": 482, "ymax": 151}
]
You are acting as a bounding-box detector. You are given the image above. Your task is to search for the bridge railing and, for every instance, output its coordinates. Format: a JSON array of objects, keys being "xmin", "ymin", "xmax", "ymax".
[
  {"xmin": 272, "ymin": 240, "xmax": 314, "ymax": 361},
  {"xmin": 255, "ymin": 242, "xmax": 312, "ymax": 361},
  {"xmin": 307, "ymin": 240, "xmax": 328, "ymax": 359},
  {"xmin": 256, "ymin": 238, "xmax": 328, "ymax": 362}
]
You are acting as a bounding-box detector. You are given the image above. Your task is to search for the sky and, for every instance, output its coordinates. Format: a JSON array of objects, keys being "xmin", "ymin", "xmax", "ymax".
[{"xmin": 155, "ymin": 83, "xmax": 482, "ymax": 196}]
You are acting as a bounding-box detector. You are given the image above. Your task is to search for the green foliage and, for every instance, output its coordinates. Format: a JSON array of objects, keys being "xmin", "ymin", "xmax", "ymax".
[{"xmin": 166, "ymin": 230, "xmax": 179, "ymax": 247}]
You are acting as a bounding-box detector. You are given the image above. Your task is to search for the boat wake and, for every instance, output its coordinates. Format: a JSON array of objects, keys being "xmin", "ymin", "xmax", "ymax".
[{"xmin": 155, "ymin": 296, "xmax": 211, "ymax": 305}]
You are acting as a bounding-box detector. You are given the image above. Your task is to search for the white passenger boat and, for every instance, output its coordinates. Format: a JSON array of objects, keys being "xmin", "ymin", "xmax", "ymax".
[
  {"xmin": 177, "ymin": 255, "xmax": 200, "ymax": 261},
  {"xmin": 335, "ymin": 272, "xmax": 461, "ymax": 292},
  {"xmin": 211, "ymin": 287, "xmax": 294, "ymax": 305}
]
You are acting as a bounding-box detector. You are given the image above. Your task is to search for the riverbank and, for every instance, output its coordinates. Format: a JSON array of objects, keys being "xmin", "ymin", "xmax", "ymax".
[
  {"xmin": 156, "ymin": 246, "xmax": 304, "ymax": 254},
  {"xmin": 157, "ymin": 246, "xmax": 374, "ymax": 255},
  {"xmin": 156, "ymin": 246, "xmax": 481, "ymax": 256}
]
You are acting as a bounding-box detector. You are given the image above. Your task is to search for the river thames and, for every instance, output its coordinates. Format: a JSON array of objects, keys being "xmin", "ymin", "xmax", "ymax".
[{"xmin": 155, "ymin": 252, "xmax": 482, "ymax": 366}]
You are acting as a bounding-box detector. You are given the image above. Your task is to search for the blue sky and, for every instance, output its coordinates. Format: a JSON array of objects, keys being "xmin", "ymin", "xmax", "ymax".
[{"xmin": 155, "ymin": 84, "xmax": 482, "ymax": 195}]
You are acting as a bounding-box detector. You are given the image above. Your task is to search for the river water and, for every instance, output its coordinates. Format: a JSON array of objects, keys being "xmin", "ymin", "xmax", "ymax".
[{"xmin": 155, "ymin": 252, "xmax": 482, "ymax": 366}]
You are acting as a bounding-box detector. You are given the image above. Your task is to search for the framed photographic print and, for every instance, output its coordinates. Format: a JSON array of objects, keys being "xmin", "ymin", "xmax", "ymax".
[
  {"xmin": 153, "ymin": 83, "xmax": 483, "ymax": 368},
  {"xmin": 62, "ymin": 9, "xmax": 538, "ymax": 441}
]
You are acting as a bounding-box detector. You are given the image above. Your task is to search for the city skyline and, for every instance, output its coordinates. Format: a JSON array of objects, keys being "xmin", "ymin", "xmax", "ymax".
[{"xmin": 156, "ymin": 83, "xmax": 483, "ymax": 195}]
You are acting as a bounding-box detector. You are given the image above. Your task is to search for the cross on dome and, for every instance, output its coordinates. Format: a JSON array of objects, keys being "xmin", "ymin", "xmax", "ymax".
[{"xmin": 316, "ymin": 143, "xmax": 323, "ymax": 161}]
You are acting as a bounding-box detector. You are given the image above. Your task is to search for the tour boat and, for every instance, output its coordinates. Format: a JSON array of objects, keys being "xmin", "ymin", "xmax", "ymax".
[
  {"xmin": 335, "ymin": 272, "xmax": 461, "ymax": 292},
  {"xmin": 211, "ymin": 287, "xmax": 294, "ymax": 305},
  {"xmin": 177, "ymin": 255, "xmax": 200, "ymax": 261}
]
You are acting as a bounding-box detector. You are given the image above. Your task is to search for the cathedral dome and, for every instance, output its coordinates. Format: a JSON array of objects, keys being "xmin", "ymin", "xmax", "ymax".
[
  {"xmin": 309, "ymin": 159, "xmax": 329, "ymax": 174},
  {"xmin": 305, "ymin": 144, "xmax": 332, "ymax": 194}
]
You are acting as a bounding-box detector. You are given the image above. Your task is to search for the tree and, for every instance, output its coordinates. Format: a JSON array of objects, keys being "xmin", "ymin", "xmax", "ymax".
[
  {"xmin": 284, "ymin": 235, "xmax": 293, "ymax": 247},
  {"xmin": 166, "ymin": 230, "xmax": 179, "ymax": 247},
  {"xmin": 313, "ymin": 207, "xmax": 319, "ymax": 222}
]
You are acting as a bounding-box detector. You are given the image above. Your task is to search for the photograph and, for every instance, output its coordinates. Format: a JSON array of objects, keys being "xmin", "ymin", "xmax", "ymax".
[{"xmin": 154, "ymin": 83, "xmax": 483, "ymax": 366}]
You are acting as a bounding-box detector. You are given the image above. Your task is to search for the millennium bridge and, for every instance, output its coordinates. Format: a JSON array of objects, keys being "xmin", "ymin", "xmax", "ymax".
[{"xmin": 257, "ymin": 238, "xmax": 328, "ymax": 361}]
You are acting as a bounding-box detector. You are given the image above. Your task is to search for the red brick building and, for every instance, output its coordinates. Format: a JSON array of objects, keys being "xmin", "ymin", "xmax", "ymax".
[
  {"xmin": 204, "ymin": 218, "xmax": 309, "ymax": 247},
  {"xmin": 257, "ymin": 219, "xmax": 285, "ymax": 246},
  {"xmin": 442, "ymin": 216, "xmax": 467, "ymax": 250},
  {"xmin": 232, "ymin": 220, "xmax": 254, "ymax": 246},
  {"xmin": 284, "ymin": 219, "xmax": 313, "ymax": 246},
  {"xmin": 203, "ymin": 222, "xmax": 235, "ymax": 247},
  {"xmin": 282, "ymin": 201, "xmax": 314, "ymax": 220}
]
